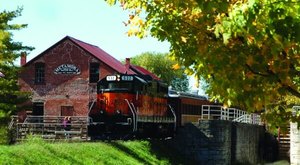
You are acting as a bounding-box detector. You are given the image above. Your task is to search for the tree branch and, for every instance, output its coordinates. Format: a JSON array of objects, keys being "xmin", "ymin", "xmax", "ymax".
[
  {"xmin": 246, "ymin": 64, "xmax": 300, "ymax": 98},
  {"xmin": 245, "ymin": 64, "xmax": 269, "ymax": 77},
  {"xmin": 266, "ymin": 68, "xmax": 300, "ymax": 98},
  {"xmin": 284, "ymin": 85, "xmax": 300, "ymax": 98}
]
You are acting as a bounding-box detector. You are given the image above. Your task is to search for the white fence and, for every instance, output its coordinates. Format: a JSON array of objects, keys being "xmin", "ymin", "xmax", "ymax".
[
  {"xmin": 290, "ymin": 106, "xmax": 300, "ymax": 164},
  {"xmin": 201, "ymin": 105, "xmax": 263, "ymax": 125}
]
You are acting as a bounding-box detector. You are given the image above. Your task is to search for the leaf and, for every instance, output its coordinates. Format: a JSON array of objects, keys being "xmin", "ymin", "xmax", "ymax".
[
  {"xmin": 172, "ymin": 63, "xmax": 180, "ymax": 70},
  {"xmin": 222, "ymin": 32, "xmax": 231, "ymax": 44},
  {"xmin": 181, "ymin": 36, "xmax": 187, "ymax": 43},
  {"xmin": 246, "ymin": 56, "xmax": 254, "ymax": 66}
]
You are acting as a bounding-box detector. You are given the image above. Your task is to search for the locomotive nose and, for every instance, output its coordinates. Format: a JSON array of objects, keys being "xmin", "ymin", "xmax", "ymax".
[{"xmin": 114, "ymin": 98, "xmax": 124, "ymax": 115}]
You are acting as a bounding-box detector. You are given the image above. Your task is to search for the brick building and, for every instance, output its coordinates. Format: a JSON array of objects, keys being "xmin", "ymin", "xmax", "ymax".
[{"xmin": 18, "ymin": 36, "xmax": 137, "ymax": 117}]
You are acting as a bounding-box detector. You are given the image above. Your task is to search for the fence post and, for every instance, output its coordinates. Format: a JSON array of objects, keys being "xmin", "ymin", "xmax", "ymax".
[{"xmin": 290, "ymin": 106, "xmax": 300, "ymax": 164}]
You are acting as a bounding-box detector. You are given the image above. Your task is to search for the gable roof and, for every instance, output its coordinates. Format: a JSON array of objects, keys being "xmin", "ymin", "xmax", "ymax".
[
  {"xmin": 68, "ymin": 36, "xmax": 135, "ymax": 74},
  {"xmin": 129, "ymin": 65, "xmax": 160, "ymax": 80},
  {"xmin": 23, "ymin": 36, "xmax": 135, "ymax": 74}
]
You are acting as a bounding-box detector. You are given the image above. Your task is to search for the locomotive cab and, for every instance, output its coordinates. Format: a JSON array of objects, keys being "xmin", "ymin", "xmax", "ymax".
[
  {"xmin": 88, "ymin": 74, "xmax": 176, "ymax": 139},
  {"xmin": 88, "ymin": 74, "xmax": 147, "ymax": 138}
]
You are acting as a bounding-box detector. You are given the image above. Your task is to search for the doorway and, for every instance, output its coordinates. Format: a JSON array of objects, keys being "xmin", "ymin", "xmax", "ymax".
[
  {"xmin": 32, "ymin": 102, "xmax": 44, "ymax": 116},
  {"xmin": 32, "ymin": 102, "xmax": 44, "ymax": 123}
]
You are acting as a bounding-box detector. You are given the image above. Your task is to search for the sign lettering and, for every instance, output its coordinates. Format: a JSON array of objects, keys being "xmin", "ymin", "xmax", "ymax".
[{"xmin": 54, "ymin": 64, "xmax": 80, "ymax": 75}]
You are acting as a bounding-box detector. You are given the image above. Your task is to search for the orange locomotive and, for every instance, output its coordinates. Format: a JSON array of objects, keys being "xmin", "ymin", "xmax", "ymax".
[{"xmin": 88, "ymin": 74, "xmax": 176, "ymax": 139}]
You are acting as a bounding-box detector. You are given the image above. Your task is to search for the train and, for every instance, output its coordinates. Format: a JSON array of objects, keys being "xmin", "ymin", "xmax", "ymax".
[
  {"xmin": 168, "ymin": 90, "xmax": 212, "ymax": 126},
  {"xmin": 87, "ymin": 74, "xmax": 211, "ymax": 139}
]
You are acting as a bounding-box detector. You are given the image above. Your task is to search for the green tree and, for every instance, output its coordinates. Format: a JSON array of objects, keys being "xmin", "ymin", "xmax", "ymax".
[
  {"xmin": 129, "ymin": 52, "xmax": 189, "ymax": 92},
  {"xmin": 0, "ymin": 8, "xmax": 33, "ymax": 144},
  {"xmin": 106, "ymin": 0, "xmax": 300, "ymax": 127}
]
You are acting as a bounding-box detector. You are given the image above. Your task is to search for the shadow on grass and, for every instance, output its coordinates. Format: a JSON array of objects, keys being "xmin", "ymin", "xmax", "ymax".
[
  {"xmin": 109, "ymin": 140, "xmax": 193, "ymax": 165},
  {"xmin": 108, "ymin": 141, "xmax": 153, "ymax": 164},
  {"xmin": 149, "ymin": 139, "xmax": 196, "ymax": 165}
]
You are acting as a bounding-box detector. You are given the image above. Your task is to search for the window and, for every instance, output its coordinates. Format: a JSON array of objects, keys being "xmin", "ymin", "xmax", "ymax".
[
  {"xmin": 35, "ymin": 63, "xmax": 45, "ymax": 84},
  {"xmin": 90, "ymin": 63, "xmax": 99, "ymax": 83},
  {"xmin": 61, "ymin": 106, "xmax": 74, "ymax": 116},
  {"xmin": 108, "ymin": 82, "xmax": 132, "ymax": 90}
]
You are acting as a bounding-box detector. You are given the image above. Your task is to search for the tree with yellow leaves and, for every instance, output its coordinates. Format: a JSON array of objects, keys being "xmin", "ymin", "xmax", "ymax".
[{"xmin": 106, "ymin": 0, "xmax": 300, "ymax": 128}]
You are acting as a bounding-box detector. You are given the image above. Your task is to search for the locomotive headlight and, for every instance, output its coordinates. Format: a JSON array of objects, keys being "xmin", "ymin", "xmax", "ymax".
[
  {"xmin": 100, "ymin": 110, "xmax": 104, "ymax": 114},
  {"xmin": 116, "ymin": 110, "xmax": 121, "ymax": 114}
]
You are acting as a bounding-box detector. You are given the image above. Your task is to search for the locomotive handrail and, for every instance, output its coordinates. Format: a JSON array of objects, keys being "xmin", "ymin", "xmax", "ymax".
[
  {"xmin": 168, "ymin": 104, "xmax": 177, "ymax": 131},
  {"xmin": 130, "ymin": 102, "xmax": 138, "ymax": 132},
  {"xmin": 88, "ymin": 117, "xmax": 93, "ymax": 123},
  {"xmin": 102, "ymin": 88, "xmax": 130, "ymax": 92},
  {"xmin": 125, "ymin": 99, "xmax": 136, "ymax": 132},
  {"xmin": 135, "ymin": 91, "xmax": 139, "ymax": 101}
]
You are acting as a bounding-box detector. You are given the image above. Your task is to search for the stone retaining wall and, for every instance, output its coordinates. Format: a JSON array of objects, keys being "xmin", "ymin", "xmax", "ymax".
[{"xmin": 166, "ymin": 120, "xmax": 275, "ymax": 164}]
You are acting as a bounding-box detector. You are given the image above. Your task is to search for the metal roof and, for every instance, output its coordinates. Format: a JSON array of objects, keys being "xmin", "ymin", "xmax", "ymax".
[
  {"xmin": 22, "ymin": 36, "xmax": 165, "ymax": 79},
  {"xmin": 68, "ymin": 36, "xmax": 135, "ymax": 74},
  {"xmin": 23, "ymin": 36, "xmax": 135, "ymax": 74},
  {"xmin": 129, "ymin": 65, "xmax": 160, "ymax": 80}
]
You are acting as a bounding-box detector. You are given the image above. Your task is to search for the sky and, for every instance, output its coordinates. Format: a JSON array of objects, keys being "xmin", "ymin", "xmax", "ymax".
[
  {"xmin": 1, "ymin": 0, "xmax": 202, "ymax": 93},
  {"xmin": 0, "ymin": 0, "xmax": 170, "ymax": 62}
]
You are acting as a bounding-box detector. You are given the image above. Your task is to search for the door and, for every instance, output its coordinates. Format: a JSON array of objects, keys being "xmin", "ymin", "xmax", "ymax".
[
  {"xmin": 32, "ymin": 103, "xmax": 44, "ymax": 116},
  {"xmin": 32, "ymin": 102, "xmax": 44, "ymax": 123}
]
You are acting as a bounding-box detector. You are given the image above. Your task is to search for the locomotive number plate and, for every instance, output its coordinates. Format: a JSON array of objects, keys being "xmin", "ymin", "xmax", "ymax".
[
  {"xmin": 121, "ymin": 75, "xmax": 133, "ymax": 81},
  {"xmin": 106, "ymin": 76, "xmax": 117, "ymax": 81}
]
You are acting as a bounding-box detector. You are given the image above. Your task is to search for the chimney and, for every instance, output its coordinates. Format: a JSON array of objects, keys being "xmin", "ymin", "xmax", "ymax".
[
  {"xmin": 125, "ymin": 58, "xmax": 130, "ymax": 73},
  {"xmin": 20, "ymin": 52, "xmax": 27, "ymax": 66}
]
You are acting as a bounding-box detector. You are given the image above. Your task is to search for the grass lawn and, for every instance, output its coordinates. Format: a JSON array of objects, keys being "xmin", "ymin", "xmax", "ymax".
[{"xmin": 0, "ymin": 137, "xmax": 188, "ymax": 165}]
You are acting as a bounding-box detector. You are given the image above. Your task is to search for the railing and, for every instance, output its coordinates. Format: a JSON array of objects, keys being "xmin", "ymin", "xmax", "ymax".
[
  {"xmin": 202, "ymin": 105, "xmax": 223, "ymax": 120},
  {"xmin": 130, "ymin": 102, "xmax": 138, "ymax": 132},
  {"xmin": 168, "ymin": 105, "xmax": 177, "ymax": 131},
  {"xmin": 11, "ymin": 115, "xmax": 89, "ymax": 141},
  {"xmin": 227, "ymin": 108, "xmax": 247, "ymax": 120},
  {"xmin": 201, "ymin": 105, "xmax": 262, "ymax": 125},
  {"xmin": 87, "ymin": 98, "xmax": 96, "ymax": 116},
  {"xmin": 232, "ymin": 113, "xmax": 262, "ymax": 125},
  {"xmin": 8, "ymin": 115, "xmax": 19, "ymax": 130},
  {"xmin": 125, "ymin": 99, "xmax": 137, "ymax": 132},
  {"xmin": 292, "ymin": 106, "xmax": 300, "ymax": 116}
]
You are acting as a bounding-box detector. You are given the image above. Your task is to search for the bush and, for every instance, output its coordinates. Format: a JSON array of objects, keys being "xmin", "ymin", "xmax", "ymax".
[{"xmin": 0, "ymin": 126, "xmax": 8, "ymax": 145}]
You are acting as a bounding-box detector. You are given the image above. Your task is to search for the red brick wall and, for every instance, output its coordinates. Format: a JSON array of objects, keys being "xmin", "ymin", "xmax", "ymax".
[{"xmin": 19, "ymin": 39, "xmax": 118, "ymax": 116}]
